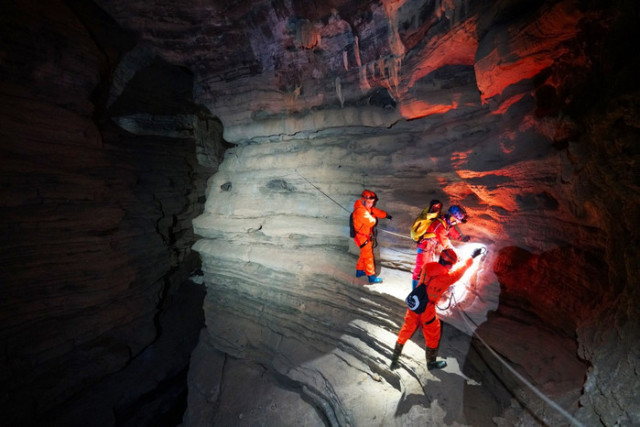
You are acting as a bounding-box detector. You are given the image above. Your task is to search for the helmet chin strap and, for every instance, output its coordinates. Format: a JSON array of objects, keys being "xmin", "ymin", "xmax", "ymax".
[{"xmin": 438, "ymin": 259, "xmax": 453, "ymax": 268}]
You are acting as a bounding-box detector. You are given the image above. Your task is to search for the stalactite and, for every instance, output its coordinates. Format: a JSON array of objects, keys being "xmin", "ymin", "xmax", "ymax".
[
  {"xmin": 299, "ymin": 20, "xmax": 320, "ymax": 49},
  {"xmin": 335, "ymin": 76, "xmax": 344, "ymax": 107},
  {"xmin": 354, "ymin": 35, "xmax": 362, "ymax": 67}
]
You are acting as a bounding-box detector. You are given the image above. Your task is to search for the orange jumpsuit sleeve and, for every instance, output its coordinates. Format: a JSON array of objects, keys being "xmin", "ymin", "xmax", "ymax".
[
  {"xmin": 370, "ymin": 206, "xmax": 388, "ymax": 219},
  {"xmin": 422, "ymin": 258, "xmax": 473, "ymax": 300},
  {"xmin": 447, "ymin": 225, "xmax": 462, "ymax": 241},
  {"xmin": 446, "ymin": 258, "xmax": 473, "ymax": 284}
]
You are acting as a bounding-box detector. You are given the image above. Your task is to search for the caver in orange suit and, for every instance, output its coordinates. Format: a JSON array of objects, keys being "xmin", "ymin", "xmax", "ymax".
[
  {"xmin": 391, "ymin": 249, "xmax": 474, "ymax": 370},
  {"xmin": 412, "ymin": 205, "xmax": 469, "ymax": 289},
  {"xmin": 352, "ymin": 190, "xmax": 391, "ymax": 284}
]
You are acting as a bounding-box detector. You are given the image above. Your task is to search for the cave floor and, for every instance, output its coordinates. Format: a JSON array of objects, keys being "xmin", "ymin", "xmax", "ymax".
[{"xmin": 352, "ymin": 265, "xmax": 411, "ymax": 300}]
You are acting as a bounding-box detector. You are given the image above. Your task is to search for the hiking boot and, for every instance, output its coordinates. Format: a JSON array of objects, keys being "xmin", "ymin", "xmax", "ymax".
[
  {"xmin": 368, "ymin": 275, "xmax": 383, "ymax": 284},
  {"xmin": 355, "ymin": 270, "xmax": 366, "ymax": 277},
  {"xmin": 427, "ymin": 360, "xmax": 447, "ymax": 370},
  {"xmin": 390, "ymin": 342, "xmax": 404, "ymax": 370},
  {"xmin": 426, "ymin": 347, "xmax": 447, "ymax": 370}
]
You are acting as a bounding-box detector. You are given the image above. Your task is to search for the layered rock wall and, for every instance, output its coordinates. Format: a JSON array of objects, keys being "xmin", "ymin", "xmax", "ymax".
[
  {"xmin": 181, "ymin": 0, "xmax": 638, "ymax": 425},
  {"xmin": 0, "ymin": 0, "xmax": 638, "ymax": 425}
]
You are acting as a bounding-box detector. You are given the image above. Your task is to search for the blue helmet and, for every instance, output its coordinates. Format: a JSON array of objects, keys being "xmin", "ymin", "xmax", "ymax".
[{"xmin": 448, "ymin": 205, "xmax": 468, "ymax": 223}]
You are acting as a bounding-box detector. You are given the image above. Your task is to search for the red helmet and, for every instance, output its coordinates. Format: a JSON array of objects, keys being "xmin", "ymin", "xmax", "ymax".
[
  {"xmin": 439, "ymin": 248, "xmax": 458, "ymax": 265},
  {"xmin": 361, "ymin": 190, "xmax": 377, "ymax": 200}
]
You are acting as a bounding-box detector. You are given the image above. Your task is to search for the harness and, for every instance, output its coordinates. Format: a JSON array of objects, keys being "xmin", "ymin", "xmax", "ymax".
[
  {"xmin": 429, "ymin": 217, "xmax": 446, "ymax": 236},
  {"xmin": 424, "ymin": 316, "xmax": 437, "ymax": 325}
]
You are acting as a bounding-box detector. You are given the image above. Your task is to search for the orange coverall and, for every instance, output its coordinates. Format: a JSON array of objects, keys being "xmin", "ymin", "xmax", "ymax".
[
  {"xmin": 352, "ymin": 199, "xmax": 388, "ymax": 276},
  {"xmin": 412, "ymin": 217, "xmax": 462, "ymax": 282},
  {"xmin": 398, "ymin": 257, "xmax": 473, "ymax": 348}
]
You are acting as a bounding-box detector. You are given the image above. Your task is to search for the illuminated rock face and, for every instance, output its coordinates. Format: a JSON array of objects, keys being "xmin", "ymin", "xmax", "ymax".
[{"xmin": 1, "ymin": 0, "xmax": 638, "ymax": 426}]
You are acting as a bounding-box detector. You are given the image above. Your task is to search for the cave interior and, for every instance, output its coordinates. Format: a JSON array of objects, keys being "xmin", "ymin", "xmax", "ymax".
[{"xmin": 1, "ymin": 0, "xmax": 639, "ymax": 426}]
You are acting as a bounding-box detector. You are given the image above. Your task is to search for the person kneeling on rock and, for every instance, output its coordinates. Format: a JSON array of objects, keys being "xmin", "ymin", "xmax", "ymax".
[{"xmin": 390, "ymin": 247, "xmax": 483, "ymax": 370}]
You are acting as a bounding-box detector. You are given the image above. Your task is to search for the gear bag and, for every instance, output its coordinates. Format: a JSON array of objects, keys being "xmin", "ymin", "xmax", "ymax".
[
  {"xmin": 410, "ymin": 214, "xmax": 444, "ymax": 242},
  {"xmin": 405, "ymin": 284, "xmax": 429, "ymax": 313},
  {"xmin": 405, "ymin": 276, "xmax": 436, "ymax": 313}
]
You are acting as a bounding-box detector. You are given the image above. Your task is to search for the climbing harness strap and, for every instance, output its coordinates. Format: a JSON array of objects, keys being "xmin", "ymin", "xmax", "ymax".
[{"xmin": 423, "ymin": 316, "xmax": 437, "ymax": 325}]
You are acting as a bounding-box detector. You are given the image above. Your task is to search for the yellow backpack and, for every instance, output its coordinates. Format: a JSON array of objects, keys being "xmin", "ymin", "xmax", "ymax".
[{"xmin": 410, "ymin": 209, "xmax": 443, "ymax": 242}]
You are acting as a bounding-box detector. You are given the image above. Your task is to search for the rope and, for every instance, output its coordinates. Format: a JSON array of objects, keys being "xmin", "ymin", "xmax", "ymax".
[
  {"xmin": 384, "ymin": 245, "xmax": 417, "ymax": 256},
  {"xmin": 295, "ymin": 170, "xmax": 350, "ymax": 213},
  {"xmin": 378, "ymin": 228, "xmax": 412, "ymax": 240},
  {"xmin": 286, "ymin": 172, "xmax": 580, "ymax": 423},
  {"xmin": 453, "ymin": 295, "xmax": 585, "ymax": 427},
  {"xmin": 295, "ymin": 170, "xmax": 414, "ymax": 242},
  {"xmin": 436, "ymin": 290, "xmax": 453, "ymax": 310},
  {"xmin": 297, "ymin": 171, "xmax": 580, "ymax": 423}
]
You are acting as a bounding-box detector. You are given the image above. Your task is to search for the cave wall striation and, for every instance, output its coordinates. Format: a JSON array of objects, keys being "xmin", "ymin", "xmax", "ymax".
[
  {"xmin": 0, "ymin": 0, "xmax": 638, "ymax": 426},
  {"xmin": 162, "ymin": 0, "xmax": 634, "ymax": 425}
]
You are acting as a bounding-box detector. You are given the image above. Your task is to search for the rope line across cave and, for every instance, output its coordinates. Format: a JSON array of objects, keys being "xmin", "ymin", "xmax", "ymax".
[{"xmin": 453, "ymin": 295, "xmax": 585, "ymax": 427}]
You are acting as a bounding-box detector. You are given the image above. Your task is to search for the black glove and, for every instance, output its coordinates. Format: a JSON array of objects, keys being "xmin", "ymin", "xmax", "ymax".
[
  {"xmin": 386, "ymin": 214, "xmax": 393, "ymax": 220},
  {"xmin": 460, "ymin": 235, "xmax": 471, "ymax": 242},
  {"xmin": 471, "ymin": 247, "xmax": 486, "ymax": 258}
]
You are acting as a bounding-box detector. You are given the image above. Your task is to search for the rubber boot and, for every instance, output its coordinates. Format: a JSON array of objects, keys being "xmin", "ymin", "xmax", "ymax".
[
  {"xmin": 368, "ymin": 275, "xmax": 383, "ymax": 284},
  {"xmin": 426, "ymin": 346, "xmax": 447, "ymax": 370},
  {"xmin": 390, "ymin": 342, "xmax": 404, "ymax": 370},
  {"xmin": 411, "ymin": 279, "xmax": 419, "ymax": 290},
  {"xmin": 356, "ymin": 270, "xmax": 366, "ymax": 277}
]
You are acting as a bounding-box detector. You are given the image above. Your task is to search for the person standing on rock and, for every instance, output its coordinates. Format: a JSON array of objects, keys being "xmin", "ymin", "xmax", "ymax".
[
  {"xmin": 351, "ymin": 189, "xmax": 392, "ymax": 284},
  {"xmin": 410, "ymin": 204, "xmax": 470, "ymax": 289},
  {"xmin": 391, "ymin": 247, "xmax": 483, "ymax": 370}
]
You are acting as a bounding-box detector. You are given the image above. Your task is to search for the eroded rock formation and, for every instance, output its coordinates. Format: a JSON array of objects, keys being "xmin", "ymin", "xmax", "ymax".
[
  {"xmin": 1, "ymin": 0, "xmax": 638, "ymax": 426},
  {"xmin": 1, "ymin": 1, "xmax": 223, "ymax": 424}
]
